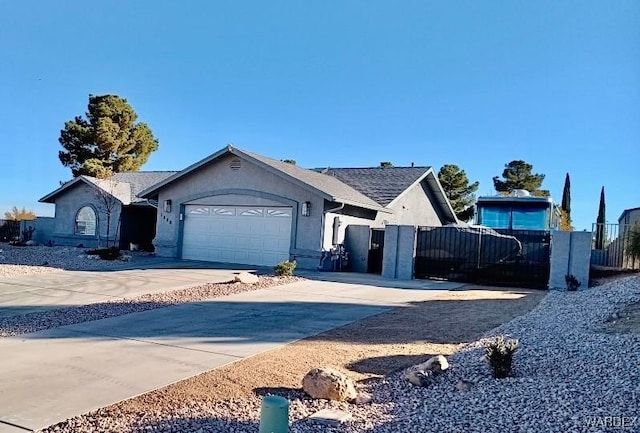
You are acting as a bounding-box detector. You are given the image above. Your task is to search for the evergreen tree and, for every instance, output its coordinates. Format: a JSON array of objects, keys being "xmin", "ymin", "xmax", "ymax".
[
  {"xmin": 595, "ymin": 186, "xmax": 606, "ymax": 249},
  {"xmin": 59, "ymin": 94, "xmax": 159, "ymax": 177},
  {"xmin": 492, "ymin": 160, "xmax": 549, "ymax": 196},
  {"xmin": 559, "ymin": 173, "xmax": 572, "ymax": 230},
  {"xmin": 437, "ymin": 164, "xmax": 479, "ymax": 222}
]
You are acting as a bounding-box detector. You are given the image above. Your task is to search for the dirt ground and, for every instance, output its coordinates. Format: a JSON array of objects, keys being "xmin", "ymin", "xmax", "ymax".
[{"xmin": 111, "ymin": 285, "xmax": 546, "ymax": 411}]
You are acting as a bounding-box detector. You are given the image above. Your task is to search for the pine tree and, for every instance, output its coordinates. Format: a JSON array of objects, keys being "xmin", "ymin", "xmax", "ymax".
[
  {"xmin": 595, "ymin": 186, "xmax": 606, "ymax": 249},
  {"xmin": 492, "ymin": 160, "xmax": 549, "ymax": 196},
  {"xmin": 437, "ymin": 164, "xmax": 479, "ymax": 222},
  {"xmin": 58, "ymin": 94, "xmax": 159, "ymax": 177}
]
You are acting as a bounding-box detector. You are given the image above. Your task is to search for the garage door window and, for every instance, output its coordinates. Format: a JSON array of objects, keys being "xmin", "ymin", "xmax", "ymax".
[
  {"xmin": 240, "ymin": 208, "xmax": 263, "ymax": 217},
  {"xmin": 213, "ymin": 207, "xmax": 235, "ymax": 216}
]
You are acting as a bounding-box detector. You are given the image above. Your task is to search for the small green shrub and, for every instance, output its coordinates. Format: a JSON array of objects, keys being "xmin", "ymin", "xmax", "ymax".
[
  {"xmin": 87, "ymin": 247, "xmax": 122, "ymax": 261},
  {"xmin": 485, "ymin": 335, "xmax": 519, "ymax": 379},
  {"xmin": 565, "ymin": 274, "xmax": 581, "ymax": 291},
  {"xmin": 274, "ymin": 260, "xmax": 296, "ymax": 276}
]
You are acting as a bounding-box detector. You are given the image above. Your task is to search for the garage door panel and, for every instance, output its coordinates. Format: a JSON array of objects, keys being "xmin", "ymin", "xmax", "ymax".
[{"xmin": 182, "ymin": 205, "xmax": 292, "ymax": 266}]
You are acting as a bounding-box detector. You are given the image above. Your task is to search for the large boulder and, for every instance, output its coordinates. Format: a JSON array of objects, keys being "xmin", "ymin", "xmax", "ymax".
[
  {"xmin": 302, "ymin": 367, "xmax": 358, "ymax": 402},
  {"xmin": 405, "ymin": 355, "xmax": 449, "ymax": 387},
  {"xmin": 234, "ymin": 272, "xmax": 259, "ymax": 284}
]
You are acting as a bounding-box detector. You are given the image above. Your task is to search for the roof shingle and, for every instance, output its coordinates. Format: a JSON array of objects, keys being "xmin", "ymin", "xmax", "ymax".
[
  {"xmin": 240, "ymin": 150, "xmax": 385, "ymax": 210},
  {"xmin": 321, "ymin": 167, "xmax": 431, "ymax": 206}
]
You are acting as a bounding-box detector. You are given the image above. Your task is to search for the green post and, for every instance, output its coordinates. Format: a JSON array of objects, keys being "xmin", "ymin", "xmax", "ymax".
[{"xmin": 259, "ymin": 395, "xmax": 289, "ymax": 433}]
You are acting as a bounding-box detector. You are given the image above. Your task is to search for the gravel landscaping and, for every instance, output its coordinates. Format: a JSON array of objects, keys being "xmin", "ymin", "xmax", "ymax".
[
  {"xmin": 349, "ymin": 275, "xmax": 640, "ymax": 433},
  {"xmin": 36, "ymin": 276, "xmax": 640, "ymax": 433},
  {"xmin": 0, "ymin": 244, "xmax": 139, "ymax": 278}
]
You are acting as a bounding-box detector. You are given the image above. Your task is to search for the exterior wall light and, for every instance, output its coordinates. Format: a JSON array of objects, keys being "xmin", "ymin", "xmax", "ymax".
[
  {"xmin": 164, "ymin": 199, "xmax": 172, "ymax": 213},
  {"xmin": 301, "ymin": 201, "xmax": 311, "ymax": 217}
]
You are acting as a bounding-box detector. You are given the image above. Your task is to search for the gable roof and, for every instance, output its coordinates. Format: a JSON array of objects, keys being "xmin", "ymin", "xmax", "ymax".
[
  {"xmin": 139, "ymin": 146, "xmax": 388, "ymax": 212},
  {"xmin": 39, "ymin": 171, "xmax": 177, "ymax": 205},
  {"xmin": 321, "ymin": 167, "xmax": 431, "ymax": 207},
  {"xmin": 320, "ymin": 166, "xmax": 457, "ymax": 223}
]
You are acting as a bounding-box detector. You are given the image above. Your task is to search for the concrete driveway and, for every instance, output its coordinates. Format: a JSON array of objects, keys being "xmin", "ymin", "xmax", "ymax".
[
  {"xmin": 0, "ymin": 265, "xmax": 243, "ymax": 319},
  {"xmin": 0, "ymin": 266, "xmax": 461, "ymax": 432}
]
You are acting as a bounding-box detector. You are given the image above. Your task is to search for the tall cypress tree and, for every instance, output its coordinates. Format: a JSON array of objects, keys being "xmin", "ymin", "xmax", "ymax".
[
  {"xmin": 595, "ymin": 186, "xmax": 606, "ymax": 249},
  {"xmin": 559, "ymin": 173, "xmax": 572, "ymax": 230}
]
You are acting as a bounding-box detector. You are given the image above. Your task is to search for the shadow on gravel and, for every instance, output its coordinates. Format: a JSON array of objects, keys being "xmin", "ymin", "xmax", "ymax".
[
  {"xmin": 347, "ymin": 353, "xmax": 439, "ymax": 375},
  {"xmin": 254, "ymin": 386, "xmax": 303, "ymax": 398}
]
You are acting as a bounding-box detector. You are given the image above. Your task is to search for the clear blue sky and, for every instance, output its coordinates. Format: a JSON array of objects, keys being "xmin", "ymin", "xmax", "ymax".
[{"xmin": 1, "ymin": 1, "xmax": 638, "ymax": 231}]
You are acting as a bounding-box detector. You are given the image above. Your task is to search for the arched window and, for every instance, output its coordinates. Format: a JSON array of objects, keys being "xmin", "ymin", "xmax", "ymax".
[{"xmin": 75, "ymin": 206, "xmax": 97, "ymax": 236}]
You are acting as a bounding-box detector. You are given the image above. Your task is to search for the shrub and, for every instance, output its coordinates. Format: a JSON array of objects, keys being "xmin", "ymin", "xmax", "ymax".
[
  {"xmin": 565, "ymin": 274, "xmax": 581, "ymax": 291},
  {"xmin": 485, "ymin": 335, "xmax": 519, "ymax": 379},
  {"xmin": 274, "ymin": 260, "xmax": 296, "ymax": 276},
  {"xmin": 87, "ymin": 247, "xmax": 122, "ymax": 261},
  {"xmin": 22, "ymin": 226, "xmax": 35, "ymax": 242}
]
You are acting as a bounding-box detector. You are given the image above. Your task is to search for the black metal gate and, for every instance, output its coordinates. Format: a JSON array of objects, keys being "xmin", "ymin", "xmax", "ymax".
[
  {"xmin": 415, "ymin": 226, "xmax": 550, "ymax": 289},
  {"xmin": 367, "ymin": 229, "xmax": 385, "ymax": 273},
  {"xmin": 0, "ymin": 220, "xmax": 21, "ymax": 242}
]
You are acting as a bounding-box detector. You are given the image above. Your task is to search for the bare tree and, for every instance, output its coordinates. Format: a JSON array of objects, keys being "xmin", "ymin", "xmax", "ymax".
[
  {"xmin": 4, "ymin": 206, "xmax": 36, "ymax": 221},
  {"xmin": 93, "ymin": 176, "xmax": 123, "ymax": 249}
]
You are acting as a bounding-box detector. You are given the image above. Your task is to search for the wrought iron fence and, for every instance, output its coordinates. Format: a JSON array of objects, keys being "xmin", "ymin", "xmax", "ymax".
[
  {"xmin": 0, "ymin": 219, "xmax": 21, "ymax": 242},
  {"xmin": 591, "ymin": 223, "xmax": 640, "ymax": 270},
  {"xmin": 415, "ymin": 226, "xmax": 550, "ymax": 289}
]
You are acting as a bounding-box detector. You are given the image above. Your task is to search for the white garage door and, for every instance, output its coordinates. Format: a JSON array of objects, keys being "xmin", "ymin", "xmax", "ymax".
[{"xmin": 182, "ymin": 205, "xmax": 292, "ymax": 266}]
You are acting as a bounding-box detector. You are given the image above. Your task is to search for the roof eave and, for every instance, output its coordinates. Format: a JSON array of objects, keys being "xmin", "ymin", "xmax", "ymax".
[
  {"xmin": 136, "ymin": 145, "xmax": 336, "ymax": 201},
  {"xmin": 139, "ymin": 146, "xmax": 234, "ymax": 199},
  {"xmin": 425, "ymin": 171, "xmax": 459, "ymax": 224},
  {"xmin": 233, "ymin": 148, "xmax": 335, "ymax": 202},
  {"xmin": 38, "ymin": 177, "xmax": 88, "ymax": 203},
  {"xmin": 335, "ymin": 198, "xmax": 390, "ymax": 213}
]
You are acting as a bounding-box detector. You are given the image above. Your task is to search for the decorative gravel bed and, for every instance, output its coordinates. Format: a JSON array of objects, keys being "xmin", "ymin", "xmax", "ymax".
[
  {"xmin": 339, "ymin": 275, "xmax": 640, "ymax": 433},
  {"xmin": 38, "ymin": 277, "xmax": 640, "ymax": 433},
  {"xmin": 0, "ymin": 244, "xmax": 138, "ymax": 278},
  {"xmin": 1, "ymin": 275, "xmax": 302, "ymax": 338}
]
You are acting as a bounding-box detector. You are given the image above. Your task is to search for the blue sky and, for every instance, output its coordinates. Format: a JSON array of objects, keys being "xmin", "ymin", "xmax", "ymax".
[{"xmin": 1, "ymin": 1, "xmax": 638, "ymax": 230}]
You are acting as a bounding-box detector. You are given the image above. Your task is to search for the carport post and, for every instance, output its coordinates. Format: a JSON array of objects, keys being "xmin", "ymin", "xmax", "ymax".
[{"xmin": 259, "ymin": 395, "xmax": 289, "ymax": 433}]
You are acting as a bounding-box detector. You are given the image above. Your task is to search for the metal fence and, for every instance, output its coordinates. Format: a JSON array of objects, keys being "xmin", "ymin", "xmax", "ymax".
[
  {"xmin": 0, "ymin": 219, "xmax": 21, "ymax": 242},
  {"xmin": 591, "ymin": 223, "xmax": 640, "ymax": 270},
  {"xmin": 415, "ymin": 226, "xmax": 551, "ymax": 289}
]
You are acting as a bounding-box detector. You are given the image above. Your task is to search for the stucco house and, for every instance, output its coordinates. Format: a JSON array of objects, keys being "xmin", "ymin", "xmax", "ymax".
[
  {"xmin": 39, "ymin": 171, "xmax": 176, "ymax": 250},
  {"xmin": 138, "ymin": 146, "xmax": 456, "ymax": 268},
  {"xmin": 38, "ymin": 145, "xmax": 456, "ymax": 268}
]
